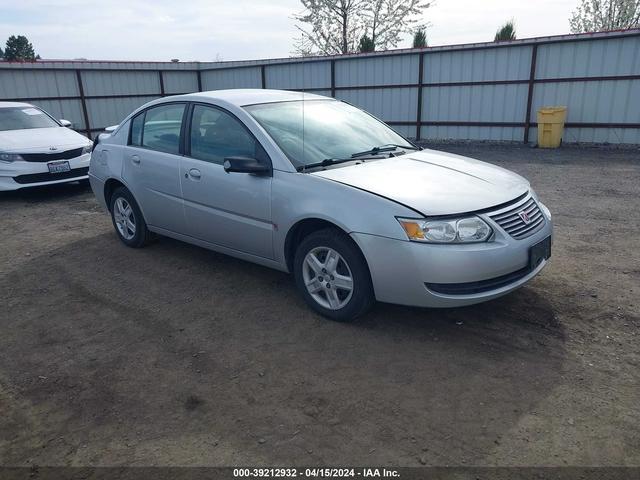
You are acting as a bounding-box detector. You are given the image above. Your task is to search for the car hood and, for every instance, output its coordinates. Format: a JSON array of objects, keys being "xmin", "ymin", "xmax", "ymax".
[
  {"xmin": 311, "ymin": 149, "xmax": 530, "ymax": 216},
  {"xmin": 0, "ymin": 127, "xmax": 90, "ymax": 153}
]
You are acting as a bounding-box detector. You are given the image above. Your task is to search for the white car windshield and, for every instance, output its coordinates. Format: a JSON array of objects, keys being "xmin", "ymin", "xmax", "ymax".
[
  {"xmin": 245, "ymin": 99, "xmax": 411, "ymax": 169},
  {"xmin": 0, "ymin": 107, "xmax": 60, "ymax": 132}
]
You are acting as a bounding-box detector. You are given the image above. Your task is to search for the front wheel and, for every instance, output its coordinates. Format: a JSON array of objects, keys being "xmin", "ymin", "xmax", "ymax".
[{"xmin": 294, "ymin": 228, "xmax": 374, "ymax": 321}]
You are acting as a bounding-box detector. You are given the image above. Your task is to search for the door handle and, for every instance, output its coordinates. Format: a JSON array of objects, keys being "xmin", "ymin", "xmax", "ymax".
[
  {"xmin": 188, "ymin": 168, "xmax": 201, "ymax": 180},
  {"xmin": 131, "ymin": 155, "xmax": 140, "ymax": 164}
]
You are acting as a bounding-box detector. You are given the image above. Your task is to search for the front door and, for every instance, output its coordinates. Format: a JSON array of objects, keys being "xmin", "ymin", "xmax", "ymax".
[{"xmin": 180, "ymin": 104, "xmax": 273, "ymax": 259}]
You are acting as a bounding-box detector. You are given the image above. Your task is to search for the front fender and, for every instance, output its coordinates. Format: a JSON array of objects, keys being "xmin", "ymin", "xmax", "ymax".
[{"xmin": 272, "ymin": 170, "xmax": 416, "ymax": 266}]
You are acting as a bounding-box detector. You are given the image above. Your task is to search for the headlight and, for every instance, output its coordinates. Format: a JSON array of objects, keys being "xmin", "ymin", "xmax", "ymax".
[
  {"xmin": 81, "ymin": 145, "xmax": 92, "ymax": 155},
  {"xmin": 397, "ymin": 216, "xmax": 492, "ymax": 243},
  {"xmin": 539, "ymin": 201, "xmax": 551, "ymax": 220},
  {"xmin": 0, "ymin": 153, "xmax": 24, "ymax": 163}
]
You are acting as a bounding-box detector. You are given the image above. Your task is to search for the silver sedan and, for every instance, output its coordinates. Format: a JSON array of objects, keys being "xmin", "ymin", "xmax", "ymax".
[{"xmin": 89, "ymin": 89, "xmax": 552, "ymax": 321}]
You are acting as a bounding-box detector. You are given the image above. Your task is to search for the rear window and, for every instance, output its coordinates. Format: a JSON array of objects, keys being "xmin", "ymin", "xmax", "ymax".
[
  {"xmin": 0, "ymin": 107, "xmax": 60, "ymax": 131},
  {"xmin": 129, "ymin": 103, "xmax": 185, "ymax": 155},
  {"xmin": 130, "ymin": 112, "xmax": 144, "ymax": 146}
]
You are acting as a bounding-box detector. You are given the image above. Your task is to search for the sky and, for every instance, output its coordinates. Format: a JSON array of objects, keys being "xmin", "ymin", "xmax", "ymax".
[{"xmin": 0, "ymin": 0, "xmax": 579, "ymax": 62}]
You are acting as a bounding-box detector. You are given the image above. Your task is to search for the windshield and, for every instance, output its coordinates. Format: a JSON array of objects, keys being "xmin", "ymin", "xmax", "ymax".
[
  {"xmin": 0, "ymin": 107, "xmax": 60, "ymax": 132},
  {"xmin": 244, "ymin": 99, "xmax": 410, "ymax": 169}
]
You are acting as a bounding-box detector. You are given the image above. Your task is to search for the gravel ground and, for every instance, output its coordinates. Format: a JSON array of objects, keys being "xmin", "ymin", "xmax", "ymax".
[{"xmin": 0, "ymin": 144, "xmax": 639, "ymax": 467}]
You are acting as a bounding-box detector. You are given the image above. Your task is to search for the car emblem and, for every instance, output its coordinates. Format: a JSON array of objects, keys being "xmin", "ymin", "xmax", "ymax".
[
  {"xmin": 518, "ymin": 210, "xmax": 531, "ymax": 224},
  {"xmin": 49, "ymin": 146, "xmax": 58, "ymax": 151}
]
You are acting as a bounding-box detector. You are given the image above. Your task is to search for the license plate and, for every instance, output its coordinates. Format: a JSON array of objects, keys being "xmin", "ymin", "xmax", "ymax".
[
  {"xmin": 529, "ymin": 235, "xmax": 551, "ymax": 270},
  {"xmin": 48, "ymin": 160, "xmax": 71, "ymax": 174}
]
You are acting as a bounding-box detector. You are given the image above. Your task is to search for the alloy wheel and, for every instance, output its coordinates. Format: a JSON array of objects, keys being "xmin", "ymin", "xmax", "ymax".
[
  {"xmin": 302, "ymin": 246, "xmax": 354, "ymax": 310},
  {"xmin": 113, "ymin": 197, "xmax": 136, "ymax": 240}
]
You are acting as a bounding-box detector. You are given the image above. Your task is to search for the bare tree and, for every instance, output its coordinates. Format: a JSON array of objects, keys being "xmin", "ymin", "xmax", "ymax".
[
  {"xmin": 293, "ymin": 0, "xmax": 366, "ymax": 55},
  {"xmin": 569, "ymin": 0, "xmax": 640, "ymax": 33},
  {"xmin": 293, "ymin": 0, "xmax": 431, "ymax": 55},
  {"xmin": 363, "ymin": 0, "xmax": 430, "ymax": 51}
]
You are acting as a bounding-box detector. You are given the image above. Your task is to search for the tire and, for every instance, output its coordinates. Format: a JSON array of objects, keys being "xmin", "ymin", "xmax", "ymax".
[
  {"xmin": 293, "ymin": 228, "xmax": 374, "ymax": 321},
  {"xmin": 109, "ymin": 186, "xmax": 153, "ymax": 248}
]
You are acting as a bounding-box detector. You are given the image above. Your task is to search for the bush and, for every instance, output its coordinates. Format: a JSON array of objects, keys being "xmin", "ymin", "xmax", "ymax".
[{"xmin": 413, "ymin": 28, "xmax": 427, "ymax": 48}]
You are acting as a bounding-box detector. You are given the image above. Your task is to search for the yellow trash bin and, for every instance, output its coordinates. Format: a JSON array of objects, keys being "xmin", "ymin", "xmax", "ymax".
[{"xmin": 537, "ymin": 106, "xmax": 567, "ymax": 148}]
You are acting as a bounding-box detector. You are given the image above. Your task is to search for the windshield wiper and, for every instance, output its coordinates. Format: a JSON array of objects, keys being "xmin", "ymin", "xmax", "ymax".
[
  {"xmin": 350, "ymin": 143, "xmax": 421, "ymax": 158},
  {"xmin": 297, "ymin": 157, "xmax": 357, "ymax": 171},
  {"xmin": 297, "ymin": 143, "xmax": 422, "ymax": 171}
]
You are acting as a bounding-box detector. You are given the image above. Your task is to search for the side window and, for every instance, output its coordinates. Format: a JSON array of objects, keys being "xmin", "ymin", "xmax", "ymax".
[
  {"xmin": 140, "ymin": 103, "xmax": 185, "ymax": 154},
  {"xmin": 189, "ymin": 104, "xmax": 266, "ymax": 165},
  {"xmin": 130, "ymin": 112, "xmax": 144, "ymax": 146}
]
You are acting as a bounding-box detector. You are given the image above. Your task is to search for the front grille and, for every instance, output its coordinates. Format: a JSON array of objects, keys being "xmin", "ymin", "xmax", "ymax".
[
  {"xmin": 426, "ymin": 265, "xmax": 531, "ymax": 295},
  {"xmin": 489, "ymin": 196, "xmax": 545, "ymax": 239},
  {"xmin": 21, "ymin": 147, "xmax": 85, "ymax": 162},
  {"xmin": 14, "ymin": 167, "xmax": 89, "ymax": 184}
]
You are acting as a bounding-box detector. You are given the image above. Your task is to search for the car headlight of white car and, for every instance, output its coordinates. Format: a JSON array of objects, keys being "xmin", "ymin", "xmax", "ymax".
[
  {"xmin": 0, "ymin": 153, "xmax": 24, "ymax": 163},
  {"xmin": 397, "ymin": 216, "xmax": 493, "ymax": 243},
  {"xmin": 81, "ymin": 145, "xmax": 93, "ymax": 155}
]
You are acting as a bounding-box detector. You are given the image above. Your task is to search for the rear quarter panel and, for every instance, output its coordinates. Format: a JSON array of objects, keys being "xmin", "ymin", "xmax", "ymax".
[{"xmin": 89, "ymin": 121, "xmax": 129, "ymax": 208}]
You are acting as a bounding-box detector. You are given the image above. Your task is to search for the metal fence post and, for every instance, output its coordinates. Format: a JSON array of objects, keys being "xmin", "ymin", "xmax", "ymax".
[
  {"xmin": 196, "ymin": 70, "xmax": 203, "ymax": 92},
  {"xmin": 75, "ymin": 70, "xmax": 91, "ymax": 138},
  {"xmin": 261, "ymin": 65, "xmax": 266, "ymax": 89},
  {"xmin": 415, "ymin": 53, "xmax": 425, "ymax": 141},
  {"xmin": 330, "ymin": 59, "xmax": 336, "ymax": 97},
  {"xmin": 524, "ymin": 44, "xmax": 538, "ymax": 144},
  {"xmin": 159, "ymin": 70, "xmax": 165, "ymax": 96}
]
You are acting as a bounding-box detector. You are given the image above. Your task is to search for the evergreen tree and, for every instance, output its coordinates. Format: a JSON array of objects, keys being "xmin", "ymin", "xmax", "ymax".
[{"xmin": 4, "ymin": 35, "xmax": 38, "ymax": 61}]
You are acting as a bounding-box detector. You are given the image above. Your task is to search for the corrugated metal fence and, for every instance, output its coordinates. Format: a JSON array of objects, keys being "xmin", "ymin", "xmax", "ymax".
[{"xmin": 1, "ymin": 29, "xmax": 639, "ymax": 143}]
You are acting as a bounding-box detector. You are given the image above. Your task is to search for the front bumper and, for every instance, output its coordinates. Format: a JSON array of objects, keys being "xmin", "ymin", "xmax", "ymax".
[
  {"xmin": 0, "ymin": 154, "xmax": 90, "ymax": 191},
  {"xmin": 351, "ymin": 206, "xmax": 553, "ymax": 308}
]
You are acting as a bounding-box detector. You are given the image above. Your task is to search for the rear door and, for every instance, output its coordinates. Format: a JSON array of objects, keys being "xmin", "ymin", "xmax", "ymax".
[
  {"xmin": 122, "ymin": 102, "xmax": 187, "ymax": 233},
  {"xmin": 179, "ymin": 103, "xmax": 273, "ymax": 259}
]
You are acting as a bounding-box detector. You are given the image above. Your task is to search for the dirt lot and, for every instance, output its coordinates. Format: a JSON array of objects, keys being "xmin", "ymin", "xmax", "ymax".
[{"xmin": 1, "ymin": 144, "xmax": 639, "ymax": 468}]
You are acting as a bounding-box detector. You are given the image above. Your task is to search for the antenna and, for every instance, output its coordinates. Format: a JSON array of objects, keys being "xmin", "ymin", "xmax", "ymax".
[{"xmin": 302, "ymin": 33, "xmax": 306, "ymax": 173}]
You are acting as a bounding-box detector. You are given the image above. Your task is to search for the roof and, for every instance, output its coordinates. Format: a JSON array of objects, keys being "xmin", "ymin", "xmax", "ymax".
[
  {"xmin": 0, "ymin": 101, "xmax": 34, "ymax": 109},
  {"xmin": 186, "ymin": 89, "xmax": 331, "ymax": 106},
  {"xmin": 118, "ymin": 89, "xmax": 333, "ymax": 124}
]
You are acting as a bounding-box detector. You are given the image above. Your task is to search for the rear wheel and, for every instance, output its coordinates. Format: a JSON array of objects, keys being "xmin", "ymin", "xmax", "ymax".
[
  {"xmin": 294, "ymin": 228, "xmax": 374, "ymax": 321},
  {"xmin": 109, "ymin": 186, "xmax": 153, "ymax": 248}
]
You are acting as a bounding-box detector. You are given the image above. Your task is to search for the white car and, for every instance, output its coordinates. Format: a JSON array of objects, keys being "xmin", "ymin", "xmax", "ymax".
[{"xmin": 0, "ymin": 102, "xmax": 93, "ymax": 191}]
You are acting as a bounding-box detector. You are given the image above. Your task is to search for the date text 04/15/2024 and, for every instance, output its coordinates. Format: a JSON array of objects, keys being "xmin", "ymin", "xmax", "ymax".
[{"xmin": 232, "ymin": 468, "xmax": 400, "ymax": 478}]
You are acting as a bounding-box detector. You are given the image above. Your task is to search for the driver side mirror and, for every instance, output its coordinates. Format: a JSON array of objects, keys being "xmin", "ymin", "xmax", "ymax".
[
  {"xmin": 59, "ymin": 119, "xmax": 72, "ymax": 128},
  {"xmin": 223, "ymin": 156, "xmax": 271, "ymax": 176}
]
